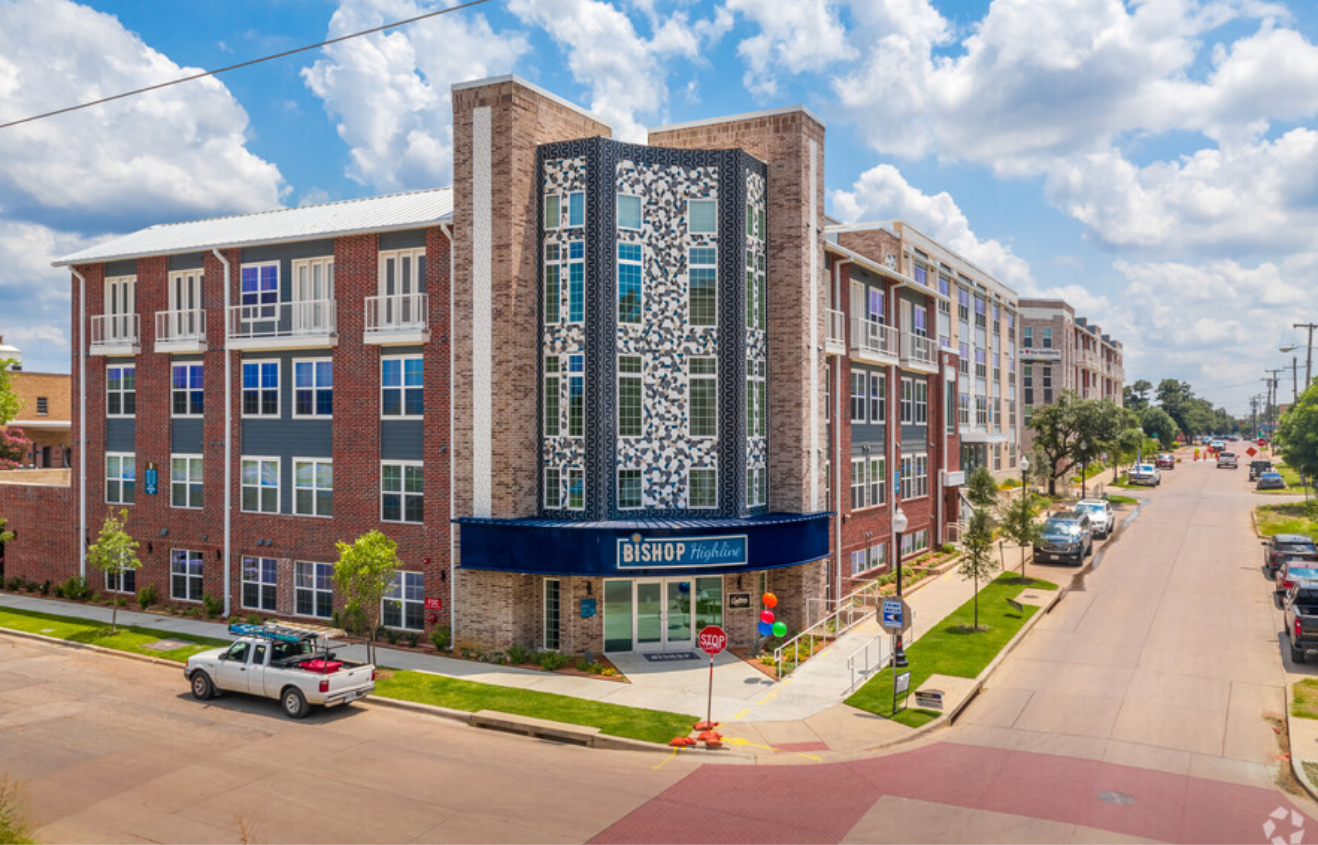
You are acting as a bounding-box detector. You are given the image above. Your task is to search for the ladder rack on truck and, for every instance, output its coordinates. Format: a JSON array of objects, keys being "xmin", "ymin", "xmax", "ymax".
[{"xmin": 228, "ymin": 622, "xmax": 348, "ymax": 644}]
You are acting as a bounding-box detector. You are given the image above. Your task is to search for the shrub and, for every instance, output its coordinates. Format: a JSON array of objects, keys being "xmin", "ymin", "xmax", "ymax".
[
  {"xmin": 506, "ymin": 644, "xmax": 530, "ymax": 665},
  {"xmin": 429, "ymin": 625, "xmax": 451, "ymax": 651},
  {"xmin": 489, "ymin": 652, "xmax": 506, "ymax": 665},
  {"xmin": 201, "ymin": 593, "xmax": 224, "ymax": 619},
  {"xmin": 575, "ymin": 658, "xmax": 591, "ymax": 672},
  {"xmin": 384, "ymin": 628, "xmax": 399, "ymax": 645},
  {"xmin": 245, "ymin": 613, "xmax": 262, "ymax": 625},
  {"xmin": 108, "ymin": 596, "xmax": 127, "ymax": 607},
  {"xmin": 536, "ymin": 650, "xmax": 571, "ymax": 671},
  {"xmin": 186, "ymin": 607, "xmax": 202, "ymax": 618},
  {"xmin": 601, "ymin": 667, "xmax": 617, "ymax": 677},
  {"xmin": 136, "ymin": 583, "xmax": 158, "ymax": 609},
  {"xmin": 22, "ymin": 580, "xmax": 36, "ymax": 593},
  {"xmin": 588, "ymin": 661, "xmax": 603, "ymax": 674},
  {"xmin": 404, "ymin": 633, "xmax": 420, "ymax": 648},
  {"xmin": 2, "ymin": 577, "xmax": 17, "ymax": 592}
]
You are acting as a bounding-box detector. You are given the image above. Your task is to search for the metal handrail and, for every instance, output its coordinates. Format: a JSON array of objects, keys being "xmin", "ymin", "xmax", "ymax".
[
  {"xmin": 227, "ymin": 300, "xmax": 336, "ymax": 340},
  {"xmin": 902, "ymin": 332, "xmax": 936, "ymax": 367},
  {"xmin": 851, "ymin": 317, "xmax": 898, "ymax": 358},
  {"xmin": 774, "ymin": 576, "xmax": 886, "ymax": 679},
  {"xmin": 155, "ymin": 308, "xmax": 206, "ymax": 342},
  {"xmin": 825, "ymin": 309, "xmax": 845, "ymax": 346},
  {"xmin": 846, "ymin": 634, "xmax": 887, "ymax": 693},
  {"xmin": 90, "ymin": 313, "xmax": 140, "ymax": 347},
  {"xmin": 366, "ymin": 293, "xmax": 428, "ymax": 332}
]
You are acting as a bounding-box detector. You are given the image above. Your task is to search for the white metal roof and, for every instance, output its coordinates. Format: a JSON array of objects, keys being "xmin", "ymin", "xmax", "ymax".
[{"xmin": 54, "ymin": 188, "xmax": 454, "ymax": 267}]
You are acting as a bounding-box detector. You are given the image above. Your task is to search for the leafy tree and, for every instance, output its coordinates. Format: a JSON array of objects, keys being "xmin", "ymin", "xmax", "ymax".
[
  {"xmin": 1028, "ymin": 393, "xmax": 1136, "ymax": 496},
  {"xmin": 1277, "ymin": 382, "xmax": 1318, "ymax": 486},
  {"xmin": 958, "ymin": 501, "xmax": 1000, "ymax": 631},
  {"xmin": 85, "ymin": 510, "xmax": 141, "ymax": 634},
  {"xmin": 1140, "ymin": 406, "xmax": 1178, "ymax": 447},
  {"xmin": 998, "ymin": 490, "xmax": 1044, "ymax": 579},
  {"xmin": 1110, "ymin": 426, "xmax": 1146, "ymax": 480},
  {"xmin": 333, "ymin": 530, "xmax": 400, "ymax": 664},
  {"xmin": 966, "ymin": 466, "xmax": 998, "ymax": 509},
  {"xmin": 0, "ymin": 516, "xmax": 12, "ymax": 546},
  {"xmin": 1124, "ymin": 379, "xmax": 1153, "ymax": 412},
  {"xmin": 0, "ymin": 359, "xmax": 23, "ymax": 425}
]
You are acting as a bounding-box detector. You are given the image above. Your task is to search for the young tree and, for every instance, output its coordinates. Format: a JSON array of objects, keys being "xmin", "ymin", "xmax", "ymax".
[
  {"xmin": 1277, "ymin": 382, "xmax": 1318, "ymax": 484},
  {"xmin": 333, "ymin": 530, "xmax": 400, "ymax": 664},
  {"xmin": 998, "ymin": 490, "xmax": 1044, "ymax": 579},
  {"xmin": 0, "ymin": 359, "xmax": 23, "ymax": 425},
  {"xmin": 0, "ymin": 426, "xmax": 32, "ymax": 470},
  {"xmin": 958, "ymin": 502, "xmax": 1000, "ymax": 630},
  {"xmin": 86, "ymin": 510, "xmax": 141, "ymax": 634},
  {"xmin": 966, "ymin": 466, "xmax": 998, "ymax": 509}
]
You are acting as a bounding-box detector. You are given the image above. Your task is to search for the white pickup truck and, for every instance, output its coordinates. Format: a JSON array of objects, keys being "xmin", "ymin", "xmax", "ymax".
[{"xmin": 185, "ymin": 622, "xmax": 375, "ymax": 719}]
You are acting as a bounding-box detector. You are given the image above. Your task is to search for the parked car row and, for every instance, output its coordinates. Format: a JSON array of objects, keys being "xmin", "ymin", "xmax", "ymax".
[
  {"xmin": 1267, "ymin": 534, "xmax": 1318, "ymax": 663},
  {"xmin": 1032, "ymin": 498, "xmax": 1115, "ymax": 566}
]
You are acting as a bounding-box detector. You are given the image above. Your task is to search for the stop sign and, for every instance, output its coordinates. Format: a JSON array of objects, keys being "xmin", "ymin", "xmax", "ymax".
[{"xmin": 698, "ymin": 625, "xmax": 727, "ymax": 657}]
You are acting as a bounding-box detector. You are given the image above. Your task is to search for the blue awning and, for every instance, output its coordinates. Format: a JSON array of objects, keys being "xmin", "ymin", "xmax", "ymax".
[{"xmin": 453, "ymin": 512, "xmax": 832, "ymax": 577}]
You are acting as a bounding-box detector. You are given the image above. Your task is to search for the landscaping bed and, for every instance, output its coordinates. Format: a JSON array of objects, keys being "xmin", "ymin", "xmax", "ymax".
[{"xmin": 844, "ymin": 573, "xmax": 1058, "ymax": 727}]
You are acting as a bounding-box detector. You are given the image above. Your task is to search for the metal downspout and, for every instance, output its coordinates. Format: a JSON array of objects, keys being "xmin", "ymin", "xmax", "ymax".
[
  {"xmin": 441, "ymin": 222, "xmax": 455, "ymax": 647},
  {"xmin": 72, "ymin": 268, "xmax": 86, "ymax": 578},
  {"xmin": 212, "ymin": 249, "xmax": 232, "ymax": 618},
  {"xmin": 833, "ymin": 259, "xmax": 848, "ymax": 604}
]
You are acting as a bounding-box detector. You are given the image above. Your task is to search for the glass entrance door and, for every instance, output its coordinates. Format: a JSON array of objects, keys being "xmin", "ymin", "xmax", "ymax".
[
  {"xmin": 633, "ymin": 578, "xmax": 694, "ymax": 652},
  {"xmin": 635, "ymin": 581, "xmax": 663, "ymax": 649},
  {"xmin": 666, "ymin": 580, "xmax": 691, "ymax": 646}
]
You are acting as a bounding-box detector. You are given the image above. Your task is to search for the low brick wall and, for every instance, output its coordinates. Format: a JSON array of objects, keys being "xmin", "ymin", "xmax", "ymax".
[{"xmin": 0, "ymin": 480, "xmax": 77, "ymax": 585}]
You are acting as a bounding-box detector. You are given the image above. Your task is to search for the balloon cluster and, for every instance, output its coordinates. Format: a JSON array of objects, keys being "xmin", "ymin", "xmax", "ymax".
[{"xmin": 756, "ymin": 592, "xmax": 787, "ymax": 638}]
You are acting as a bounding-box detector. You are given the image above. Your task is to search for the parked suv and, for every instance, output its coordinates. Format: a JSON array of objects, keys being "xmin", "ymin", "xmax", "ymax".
[
  {"xmin": 1073, "ymin": 499, "xmax": 1114, "ymax": 539},
  {"xmin": 1156, "ymin": 453, "xmax": 1176, "ymax": 470},
  {"xmin": 1263, "ymin": 534, "xmax": 1318, "ymax": 574},
  {"xmin": 1033, "ymin": 512, "xmax": 1093, "ymax": 565},
  {"xmin": 1284, "ymin": 580, "xmax": 1318, "ymax": 663},
  {"xmin": 1128, "ymin": 463, "xmax": 1161, "ymax": 486},
  {"xmin": 1257, "ymin": 471, "xmax": 1287, "ymax": 490},
  {"xmin": 1216, "ymin": 452, "xmax": 1238, "ymax": 469},
  {"xmin": 1249, "ymin": 459, "xmax": 1274, "ymax": 481}
]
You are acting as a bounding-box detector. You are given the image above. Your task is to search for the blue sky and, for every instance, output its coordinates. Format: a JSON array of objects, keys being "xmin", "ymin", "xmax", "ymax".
[{"xmin": 2, "ymin": 0, "xmax": 1318, "ymax": 418}]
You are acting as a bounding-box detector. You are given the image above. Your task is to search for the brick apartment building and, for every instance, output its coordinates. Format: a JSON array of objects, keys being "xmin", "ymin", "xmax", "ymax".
[
  {"xmin": 0, "ymin": 76, "xmax": 1024, "ymax": 656},
  {"xmin": 3, "ymin": 342, "xmax": 73, "ymax": 468},
  {"xmin": 1018, "ymin": 298, "xmax": 1125, "ymax": 453}
]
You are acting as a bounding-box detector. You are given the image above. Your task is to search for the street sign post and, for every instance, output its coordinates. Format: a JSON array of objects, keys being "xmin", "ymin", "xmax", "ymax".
[
  {"xmin": 698, "ymin": 625, "xmax": 727, "ymax": 732},
  {"xmin": 893, "ymin": 670, "xmax": 911, "ymax": 714},
  {"xmin": 879, "ymin": 598, "xmax": 911, "ymax": 634}
]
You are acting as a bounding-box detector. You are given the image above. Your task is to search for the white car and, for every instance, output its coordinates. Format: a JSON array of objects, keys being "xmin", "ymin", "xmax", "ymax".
[
  {"xmin": 1073, "ymin": 499, "xmax": 1114, "ymax": 539},
  {"xmin": 1128, "ymin": 463, "xmax": 1162, "ymax": 486}
]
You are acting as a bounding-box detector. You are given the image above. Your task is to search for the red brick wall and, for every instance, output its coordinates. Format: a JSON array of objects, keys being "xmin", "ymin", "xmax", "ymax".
[{"xmin": 0, "ymin": 483, "xmax": 75, "ymax": 585}]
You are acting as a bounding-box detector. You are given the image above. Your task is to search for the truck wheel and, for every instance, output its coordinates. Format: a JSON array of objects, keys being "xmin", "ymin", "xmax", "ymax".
[
  {"xmin": 190, "ymin": 671, "xmax": 215, "ymax": 701},
  {"xmin": 281, "ymin": 687, "xmax": 309, "ymax": 719},
  {"xmin": 1293, "ymin": 643, "xmax": 1307, "ymax": 665}
]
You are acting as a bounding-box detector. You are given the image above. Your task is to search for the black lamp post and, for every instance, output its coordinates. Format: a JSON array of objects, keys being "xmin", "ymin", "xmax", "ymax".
[
  {"xmin": 1020, "ymin": 454, "xmax": 1030, "ymax": 492},
  {"xmin": 892, "ymin": 506, "xmax": 909, "ymax": 668},
  {"xmin": 1079, "ymin": 440, "xmax": 1089, "ymax": 499}
]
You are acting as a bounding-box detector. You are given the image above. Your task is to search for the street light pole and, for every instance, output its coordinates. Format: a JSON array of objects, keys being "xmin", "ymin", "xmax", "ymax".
[
  {"xmin": 1079, "ymin": 439, "xmax": 1089, "ymax": 500},
  {"xmin": 1296, "ymin": 323, "xmax": 1318, "ymax": 391},
  {"xmin": 892, "ymin": 506, "xmax": 909, "ymax": 669}
]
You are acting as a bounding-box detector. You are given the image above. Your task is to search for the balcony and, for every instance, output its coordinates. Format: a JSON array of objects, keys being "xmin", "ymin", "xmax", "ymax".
[
  {"xmin": 89, "ymin": 314, "xmax": 140, "ymax": 356},
  {"xmin": 365, "ymin": 293, "xmax": 430, "ymax": 345},
  {"xmin": 825, "ymin": 309, "xmax": 846, "ymax": 355},
  {"xmin": 850, "ymin": 318, "xmax": 898, "ymax": 365},
  {"xmin": 154, "ymin": 309, "xmax": 207, "ymax": 353},
  {"xmin": 900, "ymin": 332, "xmax": 938, "ymax": 373},
  {"xmin": 227, "ymin": 300, "xmax": 337, "ymax": 351}
]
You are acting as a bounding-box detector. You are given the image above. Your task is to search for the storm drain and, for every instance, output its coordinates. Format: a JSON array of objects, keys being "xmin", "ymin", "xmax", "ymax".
[{"xmin": 1099, "ymin": 791, "xmax": 1136, "ymax": 805}]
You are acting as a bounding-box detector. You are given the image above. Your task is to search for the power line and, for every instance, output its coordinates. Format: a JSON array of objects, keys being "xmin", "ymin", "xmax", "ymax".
[{"xmin": 0, "ymin": 0, "xmax": 498, "ymax": 131}]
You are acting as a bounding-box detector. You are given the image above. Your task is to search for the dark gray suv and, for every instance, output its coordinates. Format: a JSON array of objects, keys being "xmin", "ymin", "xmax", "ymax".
[{"xmin": 1033, "ymin": 512, "xmax": 1093, "ymax": 566}]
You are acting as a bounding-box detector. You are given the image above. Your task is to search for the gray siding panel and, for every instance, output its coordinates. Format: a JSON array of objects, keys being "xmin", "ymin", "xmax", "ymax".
[
  {"xmin": 171, "ymin": 419, "xmax": 204, "ymax": 454},
  {"xmin": 850, "ymin": 424, "xmax": 886, "ymax": 448},
  {"xmin": 242, "ymin": 420, "xmax": 332, "ymax": 457},
  {"xmin": 379, "ymin": 229, "xmax": 427, "ymax": 251},
  {"xmin": 168, "ymin": 253, "xmax": 206, "ymax": 271},
  {"xmin": 105, "ymin": 259, "xmax": 137, "ymax": 277},
  {"xmin": 381, "ymin": 421, "xmax": 423, "ymax": 461},
  {"xmin": 105, "ymin": 418, "xmax": 135, "ymax": 452},
  {"xmin": 900, "ymin": 427, "xmax": 929, "ymax": 451}
]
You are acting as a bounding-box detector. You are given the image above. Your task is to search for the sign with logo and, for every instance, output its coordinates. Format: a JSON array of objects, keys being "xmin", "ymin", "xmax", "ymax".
[
  {"xmin": 424, "ymin": 597, "xmax": 442, "ymax": 611},
  {"xmin": 893, "ymin": 469, "xmax": 902, "ymax": 499},
  {"xmin": 580, "ymin": 598, "xmax": 596, "ymax": 619},
  {"xmin": 144, "ymin": 462, "xmax": 158, "ymax": 496},
  {"xmin": 1020, "ymin": 347, "xmax": 1062, "ymax": 361},
  {"xmin": 698, "ymin": 625, "xmax": 728, "ymax": 657},
  {"xmin": 880, "ymin": 598, "xmax": 911, "ymax": 633},
  {"xmin": 914, "ymin": 689, "xmax": 944, "ymax": 710},
  {"xmin": 616, "ymin": 533, "xmax": 747, "ymax": 569},
  {"xmin": 727, "ymin": 592, "xmax": 752, "ymax": 609}
]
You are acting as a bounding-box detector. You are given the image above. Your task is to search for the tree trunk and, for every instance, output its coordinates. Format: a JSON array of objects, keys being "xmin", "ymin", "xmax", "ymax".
[
  {"xmin": 111, "ymin": 599, "xmax": 118, "ymax": 634},
  {"xmin": 1048, "ymin": 475, "xmax": 1057, "ymax": 497},
  {"xmin": 974, "ymin": 572, "xmax": 979, "ymax": 630}
]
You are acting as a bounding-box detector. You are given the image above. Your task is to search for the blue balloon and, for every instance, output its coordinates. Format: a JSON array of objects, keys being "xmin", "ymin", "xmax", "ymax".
[{"xmin": 757, "ymin": 620, "xmax": 773, "ymax": 636}]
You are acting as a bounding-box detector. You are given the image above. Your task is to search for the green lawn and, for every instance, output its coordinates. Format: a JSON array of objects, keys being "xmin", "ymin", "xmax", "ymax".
[
  {"xmin": 0, "ymin": 606, "xmax": 229, "ymax": 662},
  {"xmin": 374, "ymin": 670, "xmax": 697, "ymax": 744},
  {"xmin": 1106, "ymin": 494, "xmax": 1139, "ymax": 505},
  {"xmin": 845, "ymin": 573, "xmax": 1057, "ymax": 727},
  {"xmin": 1256, "ymin": 503, "xmax": 1318, "ymax": 538},
  {"xmin": 1293, "ymin": 678, "xmax": 1318, "ymax": 720}
]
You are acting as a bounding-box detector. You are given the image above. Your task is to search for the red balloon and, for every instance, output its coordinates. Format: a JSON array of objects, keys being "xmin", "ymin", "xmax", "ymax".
[
  {"xmin": 762, "ymin": 592, "xmax": 778, "ymax": 609},
  {"xmin": 760, "ymin": 609, "xmax": 775, "ymax": 624}
]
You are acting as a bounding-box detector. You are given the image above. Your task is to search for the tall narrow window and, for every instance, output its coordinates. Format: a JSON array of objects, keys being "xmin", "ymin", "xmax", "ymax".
[
  {"xmin": 170, "ymin": 549, "xmax": 204, "ymax": 602},
  {"xmin": 915, "ymin": 380, "xmax": 928, "ymax": 424},
  {"xmin": 381, "ymin": 356, "xmax": 423, "ymax": 417},
  {"xmin": 747, "ymin": 466, "xmax": 766, "ymax": 507},
  {"xmin": 567, "ymin": 468, "xmax": 584, "ymax": 510},
  {"xmin": 567, "ymin": 191, "xmax": 585, "ymax": 227},
  {"xmin": 870, "ymin": 457, "xmax": 886, "ymax": 506},
  {"xmin": 618, "ymin": 468, "xmax": 642, "ymax": 509},
  {"xmin": 242, "ymin": 360, "xmax": 279, "ymax": 416},
  {"xmin": 241, "ymin": 557, "xmax": 277, "ymax": 611},
  {"xmin": 293, "ymin": 459, "xmax": 333, "ymax": 517},
  {"xmin": 618, "ymin": 356, "xmax": 642, "ymax": 438},
  {"xmin": 291, "ymin": 257, "xmax": 335, "ymax": 333},
  {"xmin": 618, "ymin": 243, "xmax": 642, "ymax": 323},
  {"xmin": 381, "ymin": 462, "xmax": 423, "ymax": 523},
  {"xmin": 170, "ymin": 455, "xmax": 203, "ymax": 509},
  {"xmin": 240, "ymin": 263, "xmax": 278, "ymax": 321},
  {"xmin": 544, "ymin": 356, "xmax": 560, "ymax": 437},
  {"xmin": 901, "ymin": 378, "xmax": 914, "ymax": 424},
  {"xmin": 748, "ymin": 359, "xmax": 766, "ymax": 438},
  {"xmin": 850, "ymin": 458, "xmax": 866, "ymax": 510},
  {"xmin": 689, "ymin": 357, "xmax": 717, "ymax": 438},
  {"xmin": 567, "ymin": 241, "xmax": 584, "ymax": 323},
  {"xmin": 869, "ymin": 373, "xmax": 885, "ymax": 424},
  {"xmin": 107, "ymin": 365, "xmax": 136, "ymax": 417},
  {"xmin": 544, "ymin": 195, "xmax": 561, "ymax": 230},
  {"xmin": 544, "ymin": 244, "xmax": 560, "ymax": 324},
  {"xmin": 567, "ymin": 355, "xmax": 584, "ymax": 437},
  {"xmin": 171, "ymin": 363, "xmax": 203, "ymax": 417},
  {"xmin": 382, "ymin": 571, "xmax": 424, "ymax": 631},
  {"xmin": 294, "ymin": 561, "xmax": 333, "ymax": 618},
  {"xmin": 689, "ymin": 247, "xmax": 717, "ymax": 326},
  {"xmin": 544, "ymin": 579, "xmax": 561, "ymax": 651},
  {"xmin": 293, "ymin": 359, "xmax": 333, "ymax": 417},
  {"xmin": 106, "ymin": 453, "xmax": 135, "ymax": 505},
  {"xmin": 544, "ymin": 467, "xmax": 561, "ymax": 509},
  {"xmin": 851, "ymin": 371, "xmax": 867, "ymax": 423},
  {"xmin": 689, "ymin": 468, "xmax": 716, "ymax": 509}
]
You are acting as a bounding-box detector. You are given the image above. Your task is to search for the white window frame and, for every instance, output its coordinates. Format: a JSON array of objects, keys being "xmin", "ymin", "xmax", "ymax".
[
  {"xmin": 748, "ymin": 466, "xmax": 766, "ymax": 507},
  {"xmin": 381, "ymin": 354, "xmax": 423, "ymax": 419},
  {"xmin": 915, "ymin": 380, "xmax": 928, "ymax": 425},
  {"xmin": 618, "ymin": 355, "xmax": 643, "ymax": 439},
  {"xmin": 617, "ymin": 242, "xmax": 644, "ymax": 325},
  {"xmin": 105, "ymin": 567, "xmax": 136, "ymax": 594},
  {"xmin": 170, "ymin": 362, "xmax": 204, "ymax": 419},
  {"xmin": 688, "ymin": 245, "xmax": 718, "ymax": 327},
  {"xmin": 241, "ymin": 359, "xmax": 280, "ymax": 418},
  {"xmin": 240, "ymin": 456, "xmax": 280, "ymax": 514},
  {"xmin": 688, "ymin": 357, "xmax": 717, "ymax": 439},
  {"xmin": 901, "ymin": 377, "xmax": 914, "ymax": 424},
  {"xmin": 544, "ymin": 355, "xmax": 560, "ymax": 437},
  {"xmin": 239, "ymin": 262, "xmax": 279, "ymax": 321},
  {"xmin": 106, "ymin": 452, "xmax": 135, "ymax": 505},
  {"xmin": 376, "ymin": 248, "xmax": 423, "ymax": 299},
  {"xmin": 850, "ymin": 458, "xmax": 866, "ymax": 511},
  {"xmin": 567, "ymin": 354, "xmax": 584, "ymax": 438},
  {"xmin": 294, "ymin": 561, "xmax": 334, "ymax": 620},
  {"xmin": 381, "ymin": 460, "xmax": 423, "ymax": 524},
  {"xmin": 545, "ymin": 466, "xmax": 562, "ymax": 509},
  {"xmin": 618, "ymin": 467, "xmax": 643, "ymax": 510},
  {"xmin": 170, "ymin": 453, "xmax": 203, "ymax": 510},
  {"xmin": 617, "ymin": 193, "xmax": 643, "ymax": 231},
  {"xmin": 688, "ymin": 198, "xmax": 717, "ymax": 235},
  {"xmin": 544, "ymin": 194, "xmax": 561, "ymax": 230},
  {"xmin": 241, "ymin": 557, "xmax": 278, "ymax": 612},
  {"xmin": 170, "ymin": 549, "xmax": 204, "ymax": 603},
  {"xmin": 567, "ymin": 467, "xmax": 584, "ymax": 511},
  {"xmin": 688, "ymin": 467, "xmax": 717, "ymax": 510},
  {"xmin": 292, "ymin": 357, "xmax": 333, "ymax": 419},
  {"xmin": 870, "ymin": 372, "xmax": 885, "ymax": 424},
  {"xmin": 850, "ymin": 371, "xmax": 867, "ymax": 424},
  {"xmin": 382, "ymin": 570, "xmax": 424, "ymax": 631},
  {"xmin": 869, "ymin": 456, "xmax": 886, "ymax": 507},
  {"xmin": 106, "ymin": 363, "xmax": 136, "ymax": 418},
  {"xmin": 293, "ymin": 458, "xmax": 333, "ymax": 518}
]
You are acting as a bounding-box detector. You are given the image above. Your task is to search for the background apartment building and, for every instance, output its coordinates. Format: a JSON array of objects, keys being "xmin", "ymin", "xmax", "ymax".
[
  {"xmin": 1019, "ymin": 298, "xmax": 1126, "ymax": 452},
  {"xmin": 2, "ymin": 339, "xmax": 72, "ymax": 469}
]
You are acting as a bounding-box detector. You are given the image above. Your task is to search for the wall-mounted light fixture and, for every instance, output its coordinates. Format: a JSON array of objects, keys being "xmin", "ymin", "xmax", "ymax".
[{"xmin": 159, "ymin": 528, "xmax": 168, "ymax": 537}]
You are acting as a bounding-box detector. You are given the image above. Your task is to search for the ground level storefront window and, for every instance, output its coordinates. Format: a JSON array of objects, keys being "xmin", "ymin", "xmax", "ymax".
[{"xmin": 602, "ymin": 576, "xmax": 723, "ymax": 653}]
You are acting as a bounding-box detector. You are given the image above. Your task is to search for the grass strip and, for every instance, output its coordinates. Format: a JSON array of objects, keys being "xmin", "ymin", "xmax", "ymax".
[
  {"xmin": 0, "ymin": 606, "xmax": 229, "ymax": 662},
  {"xmin": 845, "ymin": 573, "xmax": 1056, "ymax": 727},
  {"xmin": 374, "ymin": 670, "xmax": 697, "ymax": 744},
  {"xmin": 1106, "ymin": 494, "xmax": 1139, "ymax": 505},
  {"xmin": 1256, "ymin": 503, "xmax": 1318, "ymax": 538},
  {"xmin": 1294, "ymin": 679, "xmax": 1318, "ymax": 720}
]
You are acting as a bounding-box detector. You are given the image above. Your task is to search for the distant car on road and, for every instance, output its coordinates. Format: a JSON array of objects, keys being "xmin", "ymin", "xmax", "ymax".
[
  {"xmin": 1073, "ymin": 499, "xmax": 1114, "ymax": 539},
  {"xmin": 1156, "ymin": 453, "xmax": 1176, "ymax": 469},
  {"xmin": 1275, "ymin": 559, "xmax": 1318, "ymax": 598},
  {"xmin": 1263, "ymin": 534, "xmax": 1318, "ymax": 574},
  {"xmin": 1284, "ymin": 580, "xmax": 1318, "ymax": 663},
  {"xmin": 1128, "ymin": 463, "xmax": 1161, "ymax": 486},
  {"xmin": 1257, "ymin": 471, "xmax": 1287, "ymax": 490},
  {"xmin": 1216, "ymin": 452, "xmax": 1238, "ymax": 469},
  {"xmin": 1249, "ymin": 459, "xmax": 1274, "ymax": 481},
  {"xmin": 1033, "ymin": 512, "xmax": 1093, "ymax": 566}
]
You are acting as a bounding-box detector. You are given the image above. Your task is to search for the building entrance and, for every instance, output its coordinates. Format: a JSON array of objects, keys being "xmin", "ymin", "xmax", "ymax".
[{"xmin": 603, "ymin": 576, "xmax": 724, "ymax": 653}]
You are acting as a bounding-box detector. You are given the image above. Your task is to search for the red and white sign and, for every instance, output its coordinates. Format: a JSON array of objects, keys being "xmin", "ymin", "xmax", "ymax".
[
  {"xmin": 424, "ymin": 597, "xmax": 443, "ymax": 610},
  {"xmin": 698, "ymin": 625, "xmax": 727, "ymax": 657}
]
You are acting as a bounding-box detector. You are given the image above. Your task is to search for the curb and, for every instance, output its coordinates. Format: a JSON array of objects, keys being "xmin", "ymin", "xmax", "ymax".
[{"xmin": 0, "ymin": 625, "xmax": 191, "ymax": 670}]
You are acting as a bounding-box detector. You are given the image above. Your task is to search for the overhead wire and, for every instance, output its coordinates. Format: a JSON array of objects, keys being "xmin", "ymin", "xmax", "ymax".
[{"xmin": 0, "ymin": 0, "xmax": 498, "ymax": 131}]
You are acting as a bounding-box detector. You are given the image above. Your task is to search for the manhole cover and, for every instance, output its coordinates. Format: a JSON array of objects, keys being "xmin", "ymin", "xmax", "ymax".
[
  {"xmin": 142, "ymin": 639, "xmax": 193, "ymax": 652},
  {"xmin": 1099, "ymin": 791, "xmax": 1136, "ymax": 805}
]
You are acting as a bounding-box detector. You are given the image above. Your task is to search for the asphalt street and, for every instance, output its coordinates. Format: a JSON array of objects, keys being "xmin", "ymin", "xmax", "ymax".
[{"xmin": 2, "ymin": 456, "xmax": 1316, "ymax": 844}]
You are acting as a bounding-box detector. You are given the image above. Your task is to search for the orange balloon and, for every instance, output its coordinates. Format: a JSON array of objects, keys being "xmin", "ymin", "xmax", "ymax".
[{"xmin": 762, "ymin": 592, "xmax": 778, "ymax": 608}]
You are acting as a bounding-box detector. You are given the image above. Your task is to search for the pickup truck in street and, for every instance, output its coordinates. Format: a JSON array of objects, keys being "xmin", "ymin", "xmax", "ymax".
[
  {"xmin": 1285, "ymin": 581, "xmax": 1318, "ymax": 664},
  {"xmin": 185, "ymin": 622, "xmax": 375, "ymax": 718},
  {"xmin": 1128, "ymin": 463, "xmax": 1161, "ymax": 486}
]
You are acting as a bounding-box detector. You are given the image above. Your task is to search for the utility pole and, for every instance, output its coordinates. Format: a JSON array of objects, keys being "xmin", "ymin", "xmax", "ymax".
[
  {"xmin": 1296, "ymin": 322, "xmax": 1318, "ymax": 392},
  {"xmin": 1266, "ymin": 370, "xmax": 1283, "ymax": 438},
  {"xmin": 1251, "ymin": 394, "xmax": 1260, "ymax": 438}
]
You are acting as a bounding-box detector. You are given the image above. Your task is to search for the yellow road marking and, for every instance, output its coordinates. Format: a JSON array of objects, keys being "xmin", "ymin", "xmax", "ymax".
[
  {"xmin": 733, "ymin": 708, "xmax": 752, "ymax": 720},
  {"xmin": 653, "ymin": 747, "xmax": 680, "ymax": 770}
]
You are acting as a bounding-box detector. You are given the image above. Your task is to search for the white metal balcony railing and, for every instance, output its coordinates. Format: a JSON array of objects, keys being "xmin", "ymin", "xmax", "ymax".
[
  {"xmin": 825, "ymin": 308, "xmax": 846, "ymax": 350},
  {"xmin": 227, "ymin": 300, "xmax": 336, "ymax": 343},
  {"xmin": 155, "ymin": 309, "xmax": 206, "ymax": 344},
  {"xmin": 90, "ymin": 313, "xmax": 140, "ymax": 349},
  {"xmin": 901, "ymin": 332, "xmax": 937, "ymax": 368},
  {"xmin": 851, "ymin": 317, "xmax": 898, "ymax": 359},
  {"xmin": 366, "ymin": 293, "xmax": 428, "ymax": 334}
]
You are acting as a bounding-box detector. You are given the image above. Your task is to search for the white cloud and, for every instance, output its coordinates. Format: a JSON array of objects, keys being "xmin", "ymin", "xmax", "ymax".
[
  {"xmin": 303, "ymin": 0, "xmax": 529, "ymax": 192},
  {"xmin": 831, "ymin": 164, "xmax": 1033, "ymax": 287},
  {"xmin": 0, "ymin": 0, "xmax": 285, "ymax": 230},
  {"xmin": 725, "ymin": 0, "xmax": 854, "ymax": 98},
  {"xmin": 0, "ymin": 220, "xmax": 87, "ymax": 372}
]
